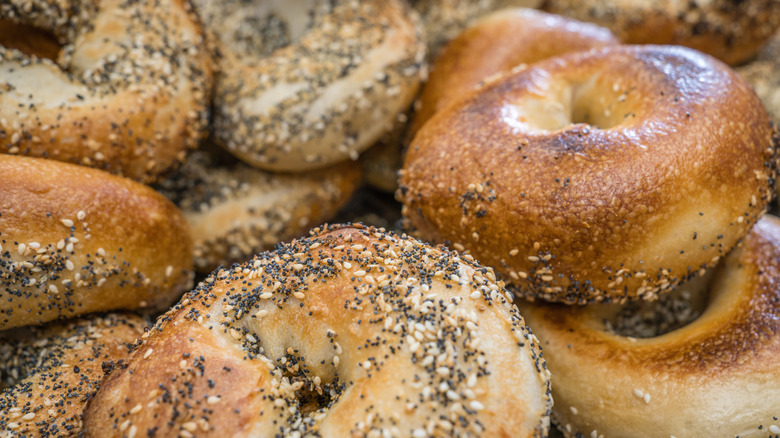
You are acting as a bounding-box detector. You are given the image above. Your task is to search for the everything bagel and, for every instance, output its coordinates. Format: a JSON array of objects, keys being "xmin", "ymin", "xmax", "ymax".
[
  {"xmin": 400, "ymin": 45, "xmax": 778, "ymax": 303},
  {"xmin": 198, "ymin": 0, "xmax": 425, "ymax": 172},
  {"xmin": 158, "ymin": 148, "xmax": 361, "ymax": 272},
  {"xmin": 0, "ymin": 0, "xmax": 212, "ymax": 183},
  {"xmin": 84, "ymin": 225, "xmax": 552, "ymax": 437},
  {"xmin": 0, "ymin": 313, "xmax": 146, "ymax": 437},
  {"xmin": 541, "ymin": 0, "xmax": 780, "ymax": 65}
]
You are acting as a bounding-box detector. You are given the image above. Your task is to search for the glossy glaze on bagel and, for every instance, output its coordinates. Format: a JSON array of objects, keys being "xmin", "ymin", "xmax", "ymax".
[
  {"xmin": 0, "ymin": 0, "xmax": 212, "ymax": 183},
  {"xmin": 84, "ymin": 224, "xmax": 552, "ymax": 437},
  {"xmin": 410, "ymin": 7, "xmax": 619, "ymax": 138},
  {"xmin": 400, "ymin": 45, "xmax": 778, "ymax": 304},
  {"xmin": 158, "ymin": 148, "xmax": 361, "ymax": 272},
  {"xmin": 541, "ymin": 0, "xmax": 780, "ymax": 65},
  {"xmin": 518, "ymin": 215, "xmax": 780, "ymax": 437},
  {"xmin": 0, "ymin": 155, "xmax": 193, "ymax": 329},
  {"xmin": 0, "ymin": 313, "xmax": 146, "ymax": 437},
  {"xmin": 198, "ymin": 0, "xmax": 425, "ymax": 172}
]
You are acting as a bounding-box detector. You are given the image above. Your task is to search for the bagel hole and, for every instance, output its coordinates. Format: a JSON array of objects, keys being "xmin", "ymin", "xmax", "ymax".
[
  {"xmin": 230, "ymin": 0, "xmax": 315, "ymax": 57},
  {"xmin": 0, "ymin": 20, "xmax": 62, "ymax": 61},
  {"xmin": 604, "ymin": 272, "xmax": 711, "ymax": 338},
  {"xmin": 504, "ymin": 75, "xmax": 636, "ymax": 132}
]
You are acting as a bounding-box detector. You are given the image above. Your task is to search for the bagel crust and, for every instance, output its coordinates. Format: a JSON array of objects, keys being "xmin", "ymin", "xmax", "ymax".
[
  {"xmin": 518, "ymin": 215, "xmax": 780, "ymax": 437},
  {"xmin": 158, "ymin": 148, "xmax": 362, "ymax": 272},
  {"xmin": 410, "ymin": 7, "xmax": 619, "ymax": 138},
  {"xmin": 400, "ymin": 45, "xmax": 778, "ymax": 303},
  {"xmin": 0, "ymin": 0, "xmax": 212, "ymax": 183},
  {"xmin": 199, "ymin": 0, "xmax": 425, "ymax": 172},
  {"xmin": 541, "ymin": 0, "xmax": 780, "ymax": 65},
  {"xmin": 84, "ymin": 224, "xmax": 552, "ymax": 437},
  {"xmin": 411, "ymin": 0, "xmax": 543, "ymax": 56},
  {"xmin": 0, "ymin": 155, "xmax": 193, "ymax": 329},
  {"xmin": 0, "ymin": 313, "xmax": 146, "ymax": 437}
]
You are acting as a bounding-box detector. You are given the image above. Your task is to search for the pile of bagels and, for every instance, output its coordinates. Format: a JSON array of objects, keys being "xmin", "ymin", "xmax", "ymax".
[{"xmin": 1, "ymin": 0, "xmax": 779, "ymax": 437}]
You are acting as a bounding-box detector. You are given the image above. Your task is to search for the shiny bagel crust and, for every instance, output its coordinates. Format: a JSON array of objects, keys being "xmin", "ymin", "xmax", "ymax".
[
  {"xmin": 0, "ymin": 313, "xmax": 147, "ymax": 437},
  {"xmin": 410, "ymin": 8, "xmax": 618, "ymax": 138},
  {"xmin": 400, "ymin": 45, "xmax": 778, "ymax": 303},
  {"xmin": 198, "ymin": 0, "xmax": 425, "ymax": 172},
  {"xmin": 518, "ymin": 214, "xmax": 780, "ymax": 437},
  {"xmin": 0, "ymin": 0, "xmax": 212, "ymax": 183},
  {"xmin": 0, "ymin": 155, "xmax": 193, "ymax": 329},
  {"xmin": 541, "ymin": 0, "xmax": 780, "ymax": 66},
  {"xmin": 84, "ymin": 224, "xmax": 552, "ymax": 437}
]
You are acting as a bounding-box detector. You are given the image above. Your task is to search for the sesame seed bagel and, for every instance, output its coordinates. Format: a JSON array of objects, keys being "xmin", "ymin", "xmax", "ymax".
[
  {"xmin": 0, "ymin": 313, "xmax": 147, "ymax": 437},
  {"xmin": 410, "ymin": 0, "xmax": 543, "ymax": 57},
  {"xmin": 517, "ymin": 214, "xmax": 780, "ymax": 437},
  {"xmin": 198, "ymin": 0, "xmax": 425, "ymax": 172},
  {"xmin": 0, "ymin": 0, "xmax": 211, "ymax": 183},
  {"xmin": 0, "ymin": 154, "xmax": 193, "ymax": 329},
  {"xmin": 410, "ymin": 8, "xmax": 619, "ymax": 139},
  {"xmin": 83, "ymin": 224, "xmax": 552, "ymax": 437},
  {"xmin": 541, "ymin": 0, "xmax": 780, "ymax": 66},
  {"xmin": 399, "ymin": 45, "xmax": 778, "ymax": 304},
  {"xmin": 158, "ymin": 147, "xmax": 362, "ymax": 273}
]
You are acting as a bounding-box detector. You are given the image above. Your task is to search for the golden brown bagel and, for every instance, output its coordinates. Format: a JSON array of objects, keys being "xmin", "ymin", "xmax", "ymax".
[
  {"xmin": 0, "ymin": 313, "xmax": 147, "ymax": 437},
  {"xmin": 0, "ymin": 0, "xmax": 212, "ymax": 183},
  {"xmin": 410, "ymin": 7, "xmax": 619, "ymax": 139},
  {"xmin": 158, "ymin": 148, "xmax": 361, "ymax": 272},
  {"xmin": 541, "ymin": 0, "xmax": 780, "ymax": 66},
  {"xmin": 84, "ymin": 224, "xmax": 552, "ymax": 437},
  {"xmin": 400, "ymin": 45, "xmax": 778, "ymax": 304},
  {"xmin": 518, "ymin": 214, "xmax": 780, "ymax": 438},
  {"xmin": 0, "ymin": 155, "xmax": 193, "ymax": 329},
  {"xmin": 197, "ymin": 0, "xmax": 425, "ymax": 172}
]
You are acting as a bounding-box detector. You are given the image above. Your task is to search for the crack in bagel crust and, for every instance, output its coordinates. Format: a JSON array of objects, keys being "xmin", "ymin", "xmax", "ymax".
[
  {"xmin": 196, "ymin": 0, "xmax": 426, "ymax": 172},
  {"xmin": 518, "ymin": 214, "xmax": 780, "ymax": 437},
  {"xmin": 399, "ymin": 45, "xmax": 779, "ymax": 304},
  {"xmin": 0, "ymin": 313, "xmax": 147, "ymax": 437},
  {"xmin": 84, "ymin": 224, "xmax": 552, "ymax": 438},
  {"xmin": 0, "ymin": 0, "xmax": 212, "ymax": 183}
]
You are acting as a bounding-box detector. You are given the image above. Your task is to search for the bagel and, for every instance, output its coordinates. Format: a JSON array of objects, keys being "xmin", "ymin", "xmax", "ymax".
[
  {"xmin": 0, "ymin": 0, "xmax": 211, "ymax": 183},
  {"xmin": 399, "ymin": 45, "xmax": 778, "ymax": 304},
  {"xmin": 197, "ymin": 0, "xmax": 425, "ymax": 172},
  {"xmin": 0, "ymin": 313, "xmax": 147, "ymax": 437},
  {"xmin": 0, "ymin": 154, "xmax": 193, "ymax": 329},
  {"xmin": 360, "ymin": 113, "xmax": 410, "ymax": 193},
  {"xmin": 738, "ymin": 31, "xmax": 780, "ymax": 125},
  {"xmin": 158, "ymin": 147, "xmax": 362, "ymax": 272},
  {"xmin": 84, "ymin": 224, "xmax": 552, "ymax": 437},
  {"xmin": 410, "ymin": 7, "xmax": 619, "ymax": 139},
  {"xmin": 541, "ymin": 0, "xmax": 780, "ymax": 66},
  {"xmin": 518, "ymin": 214, "xmax": 780, "ymax": 437},
  {"xmin": 411, "ymin": 0, "xmax": 543, "ymax": 56}
]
